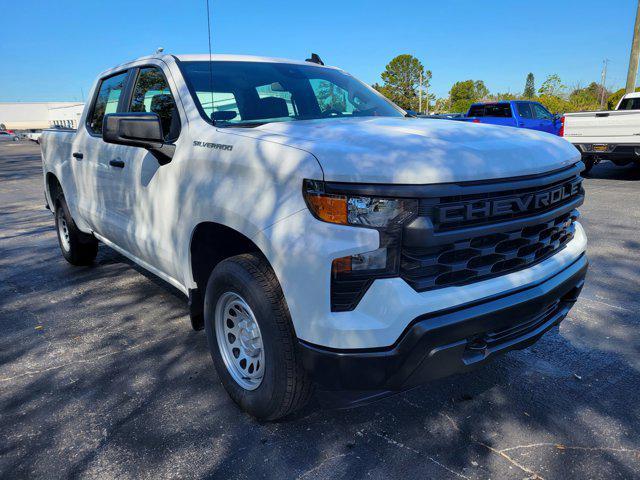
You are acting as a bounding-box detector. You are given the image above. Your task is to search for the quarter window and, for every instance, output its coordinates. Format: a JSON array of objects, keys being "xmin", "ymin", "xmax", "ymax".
[
  {"xmin": 88, "ymin": 71, "xmax": 128, "ymax": 135},
  {"xmin": 129, "ymin": 67, "xmax": 180, "ymax": 141}
]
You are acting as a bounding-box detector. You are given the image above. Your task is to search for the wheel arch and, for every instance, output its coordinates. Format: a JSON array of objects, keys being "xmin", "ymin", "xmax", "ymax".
[
  {"xmin": 187, "ymin": 221, "xmax": 273, "ymax": 330},
  {"xmin": 45, "ymin": 172, "xmax": 63, "ymax": 209}
]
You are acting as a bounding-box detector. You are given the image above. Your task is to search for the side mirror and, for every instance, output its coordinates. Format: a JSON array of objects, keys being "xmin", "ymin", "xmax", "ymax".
[
  {"xmin": 103, "ymin": 113, "xmax": 175, "ymax": 165},
  {"xmin": 404, "ymin": 109, "xmax": 418, "ymax": 117}
]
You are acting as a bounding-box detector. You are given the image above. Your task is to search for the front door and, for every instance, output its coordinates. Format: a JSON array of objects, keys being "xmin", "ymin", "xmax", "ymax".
[
  {"xmin": 109, "ymin": 65, "xmax": 183, "ymax": 275},
  {"xmin": 530, "ymin": 102, "xmax": 556, "ymax": 134}
]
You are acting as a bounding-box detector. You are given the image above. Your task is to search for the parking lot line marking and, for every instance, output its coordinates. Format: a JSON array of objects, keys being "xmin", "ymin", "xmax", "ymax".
[{"xmin": 499, "ymin": 442, "xmax": 640, "ymax": 455}]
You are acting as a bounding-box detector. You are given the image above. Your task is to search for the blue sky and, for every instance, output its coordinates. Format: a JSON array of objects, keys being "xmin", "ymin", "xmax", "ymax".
[{"xmin": 0, "ymin": 0, "xmax": 637, "ymax": 102}]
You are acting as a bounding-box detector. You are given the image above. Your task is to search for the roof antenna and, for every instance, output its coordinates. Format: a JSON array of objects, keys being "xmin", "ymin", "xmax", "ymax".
[
  {"xmin": 156, "ymin": 47, "xmax": 164, "ymax": 54},
  {"xmin": 205, "ymin": 0, "xmax": 215, "ymax": 123},
  {"xmin": 305, "ymin": 53, "xmax": 324, "ymax": 65}
]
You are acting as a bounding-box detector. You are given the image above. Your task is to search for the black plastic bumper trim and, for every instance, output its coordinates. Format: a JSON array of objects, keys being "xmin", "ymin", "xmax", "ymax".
[{"xmin": 298, "ymin": 253, "xmax": 587, "ymax": 391}]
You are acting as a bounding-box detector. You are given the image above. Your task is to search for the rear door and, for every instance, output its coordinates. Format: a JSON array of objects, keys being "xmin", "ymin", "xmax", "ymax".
[
  {"xmin": 514, "ymin": 102, "xmax": 538, "ymax": 130},
  {"xmin": 72, "ymin": 70, "xmax": 132, "ymax": 241}
]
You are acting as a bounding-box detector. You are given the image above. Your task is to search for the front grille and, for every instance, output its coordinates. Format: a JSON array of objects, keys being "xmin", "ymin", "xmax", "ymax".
[
  {"xmin": 420, "ymin": 174, "xmax": 582, "ymax": 232},
  {"xmin": 401, "ymin": 210, "xmax": 578, "ymax": 292}
]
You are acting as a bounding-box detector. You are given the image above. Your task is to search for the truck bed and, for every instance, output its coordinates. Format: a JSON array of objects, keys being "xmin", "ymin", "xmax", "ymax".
[{"xmin": 563, "ymin": 110, "xmax": 640, "ymax": 144}]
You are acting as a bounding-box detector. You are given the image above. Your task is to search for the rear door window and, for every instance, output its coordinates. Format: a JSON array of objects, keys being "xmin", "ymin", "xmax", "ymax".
[
  {"xmin": 87, "ymin": 71, "xmax": 128, "ymax": 135},
  {"xmin": 516, "ymin": 102, "xmax": 533, "ymax": 119}
]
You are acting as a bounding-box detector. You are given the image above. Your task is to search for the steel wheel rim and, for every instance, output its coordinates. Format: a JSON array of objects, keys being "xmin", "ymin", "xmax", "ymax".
[
  {"xmin": 57, "ymin": 210, "xmax": 71, "ymax": 252},
  {"xmin": 214, "ymin": 292, "xmax": 265, "ymax": 390}
]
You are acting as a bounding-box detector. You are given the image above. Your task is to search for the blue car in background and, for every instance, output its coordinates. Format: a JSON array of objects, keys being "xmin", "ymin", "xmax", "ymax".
[{"xmin": 456, "ymin": 101, "xmax": 563, "ymax": 136}]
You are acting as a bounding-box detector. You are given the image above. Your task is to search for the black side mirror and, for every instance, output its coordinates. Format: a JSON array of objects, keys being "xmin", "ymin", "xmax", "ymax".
[
  {"xmin": 103, "ymin": 112, "xmax": 175, "ymax": 165},
  {"xmin": 405, "ymin": 109, "xmax": 418, "ymax": 117}
]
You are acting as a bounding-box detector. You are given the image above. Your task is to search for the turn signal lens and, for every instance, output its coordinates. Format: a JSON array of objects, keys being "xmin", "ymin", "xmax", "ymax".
[
  {"xmin": 305, "ymin": 193, "xmax": 347, "ymax": 224},
  {"xmin": 331, "ymin": 256, "xmax": 352, "ymax": 274}
]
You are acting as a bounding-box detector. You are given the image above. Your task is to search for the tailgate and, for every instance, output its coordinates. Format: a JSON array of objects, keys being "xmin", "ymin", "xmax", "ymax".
[{"xmin": 563, "ymin": 110, "xmax": 640, "ymax": 143}]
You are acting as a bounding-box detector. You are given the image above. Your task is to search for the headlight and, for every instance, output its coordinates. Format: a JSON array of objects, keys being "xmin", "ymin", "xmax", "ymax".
[
  {"xmin": 303, "ymin": 180, "xmax": 416, "ymax": 227},
  {"xmin": 303, "ymin": 179, "xmax": 418, "ymax": 311}
]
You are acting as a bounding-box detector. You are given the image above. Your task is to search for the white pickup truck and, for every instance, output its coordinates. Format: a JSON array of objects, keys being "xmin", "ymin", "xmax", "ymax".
[
  {"xmin": 563, "ymin": 91, "xmax": 640, "ymax": 172},
  {"xmin": 41, "ymin": 53, "xmax": 588, "ymax": 420}
]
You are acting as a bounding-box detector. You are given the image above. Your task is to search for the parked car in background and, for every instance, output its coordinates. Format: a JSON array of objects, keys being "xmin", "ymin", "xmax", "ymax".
[
  {"xmin": 456, "ymin": 101, "xmax": 563, "ymax": 135},
  {"xmin": 41, "ymin": 53, "xmax": 587, "ymax": 420},
  {"xmin": 419, "ymin": 112, "xmax": 465, "ymax": 119},
  {"xmin": 0, "ymin": 131, "xmax": 19, "ymax": 142},
  {"xmin": 562, "ymin": 92, "xmax": 640, "ymax": 173},
  {"xmin": 24, "ymin": 131, "xmax": 43, "ymax": 143}
]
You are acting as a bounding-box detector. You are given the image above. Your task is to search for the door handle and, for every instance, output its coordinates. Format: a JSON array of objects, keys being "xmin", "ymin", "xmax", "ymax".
[
  {"xmin": 109, "ymin": 159, "xmax": 125, "ymax": 168},
  {"xmin": 72, "ymin": 152, "xmax": 83, "ymax": 159}
]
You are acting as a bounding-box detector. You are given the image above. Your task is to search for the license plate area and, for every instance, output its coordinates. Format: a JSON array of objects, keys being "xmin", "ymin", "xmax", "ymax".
[{"xmin": 592, "ymin": 144, "xmax": 610, "ymax": 152}]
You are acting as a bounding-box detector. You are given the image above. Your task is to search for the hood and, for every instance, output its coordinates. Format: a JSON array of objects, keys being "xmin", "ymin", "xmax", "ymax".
[{"xmin": 239, "ymin": 117, "xmax": 580, "ymax": 184}]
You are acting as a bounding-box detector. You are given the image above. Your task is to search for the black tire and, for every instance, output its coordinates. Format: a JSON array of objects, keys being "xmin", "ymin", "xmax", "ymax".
[
  {"xmin": 582, "ymin": 157, "xmax": 595, "ymax": 174},
  {"xmin": 204, "ymin": 253, "xmax": 312, "ymax": 420},
  {"xmin": 54, "ymin": 193, "xmax": 98, "ymax": 265}
]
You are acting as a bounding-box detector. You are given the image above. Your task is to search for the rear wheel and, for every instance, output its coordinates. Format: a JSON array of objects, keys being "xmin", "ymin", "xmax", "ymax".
[
  {"xmin": 54, "ymin": 194, "xmax": 98, "ymax": 265},
  {"xmin": 204, "ymin": 253, "xmax": 312, "ymax": 420}
]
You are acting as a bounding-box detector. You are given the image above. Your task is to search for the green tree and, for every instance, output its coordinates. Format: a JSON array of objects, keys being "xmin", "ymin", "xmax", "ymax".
[
  {"xmin": 568, "ymin": 82, "xmax": 609, "ymax": 111},
  {"xmin": 433, "ymin": 97, "xmax": 449, "ymax": 113},
  {"xmin": 375, "ymin": 54, "xmax": 431, "ymax": 111},
  {"xmin": 538, "ymin": 74, "xmax": 565, "ymax": 97},
  {"xmin": 523, "ymin": 73, "xmax": 536, "ymax": 99},
  {"xmin": 487, "ymin": 92, "xmax": 518, "ymax": 101},
  {"xmin": 449, "ymin": 80, "xmax": 489, "ymax": 113},
  {"xmin": 538, "ymin": 94, "xmax": 571, "ymax": 114}
]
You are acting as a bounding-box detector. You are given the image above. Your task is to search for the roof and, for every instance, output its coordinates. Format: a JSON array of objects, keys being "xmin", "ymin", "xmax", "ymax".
[
  {"xmin": 101, "ymin": 53, "xmax": 337, "ymax": 77},
  {"xmin": 173, "ymin": 54, "xmax": 335, "ymax": 68},
  {"xmin": 622, "ymin": 91, "xmax": 640, "ymax": 99}
]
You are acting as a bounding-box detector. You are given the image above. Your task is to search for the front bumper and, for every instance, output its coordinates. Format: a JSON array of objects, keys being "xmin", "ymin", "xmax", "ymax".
[{"xmin": 298, "ymin": 253, "xmax": 587, "ymax": 391}]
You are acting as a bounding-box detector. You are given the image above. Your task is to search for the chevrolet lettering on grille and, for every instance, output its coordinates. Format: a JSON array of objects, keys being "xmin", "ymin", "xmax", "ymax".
[{"xmin": 437, "ymin": 178, "xmax": 582, "ymax": 224}]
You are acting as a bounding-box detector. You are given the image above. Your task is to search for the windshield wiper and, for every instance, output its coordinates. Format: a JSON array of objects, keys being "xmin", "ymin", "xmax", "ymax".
[{"xmin": 218, "ymin": 121, "xmax": 268, "ymax": 128}]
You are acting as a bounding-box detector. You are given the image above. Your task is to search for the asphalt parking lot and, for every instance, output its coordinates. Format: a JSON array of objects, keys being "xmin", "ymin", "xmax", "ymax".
[{"xmin": 1, "ymin": 141, "xmax": 639, "ymax": 479}]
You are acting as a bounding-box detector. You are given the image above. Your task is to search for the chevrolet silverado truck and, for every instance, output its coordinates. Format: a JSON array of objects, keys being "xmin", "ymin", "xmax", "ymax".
[
  {"xmin": 40, "ymin": 53, "xmax": 588, "ymax": 420},
  {"xmin": 452, "ymin": 100, "xmax": 563, "ymax": 135},
  {"xmin": 563, "ymin": 92, "xmax": 640, "ymax": 173}
]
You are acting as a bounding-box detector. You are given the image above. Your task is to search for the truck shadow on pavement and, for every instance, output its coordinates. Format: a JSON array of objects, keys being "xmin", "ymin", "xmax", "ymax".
[
  {"xmin": 584, "ymin": 162, "xmax": 640, "ymax": 181},
  {"xmin": 1, "ymin": 146, "xmax": 639, "ymax": 479}
]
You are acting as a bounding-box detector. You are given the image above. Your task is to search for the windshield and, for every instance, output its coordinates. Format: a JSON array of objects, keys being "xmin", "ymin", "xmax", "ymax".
[{"xmin": 178, "ymin": 61, "xmax": 404, "ymax": 126}]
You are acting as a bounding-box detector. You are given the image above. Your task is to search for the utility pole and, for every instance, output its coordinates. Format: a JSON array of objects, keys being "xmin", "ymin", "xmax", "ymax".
[
  {"xmin": 425, "ymin": 81, "xmax": 429, "ymax": 115},
  {"xmin": 419, "ymin": 71, "xmax": 423, "ymax": 114},
  {"xmin": 600, "ymin": 59, "xmax": 609, "ymax": 109},
  {"xmin": 626, "ymin": 0, "xmax": 640, "ymax": 93}
]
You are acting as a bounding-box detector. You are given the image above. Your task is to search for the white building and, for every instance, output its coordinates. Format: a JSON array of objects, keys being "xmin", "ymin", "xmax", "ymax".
[{"xmin": 0, "ymin": 102, "xmax": 85, "ymax": 130}]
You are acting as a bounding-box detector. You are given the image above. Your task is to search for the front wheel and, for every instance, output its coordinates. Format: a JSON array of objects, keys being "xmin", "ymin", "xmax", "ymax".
[{"xmin": 204, "ymin": 253, "xmax": 312, "ymax": 420}]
